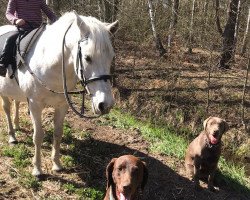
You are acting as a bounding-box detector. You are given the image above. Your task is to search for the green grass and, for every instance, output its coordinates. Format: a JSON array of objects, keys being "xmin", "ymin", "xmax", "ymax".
[
  {"xmin": 0, "ymin": 143, "xmax": 41, "ymax": 191},
  {"xmin": 1, "ymin": 144, "xmax": 31, "ymax": 168},
  {"xmin": 104, "ymin": 108, "xmax": 250, "ymax": 193},
  {"xmin": 18, "ymin": 172, "xmax": 41, "ymax": 191},
  {"xmin": 62, "ymin": 183, "xmax": 103, "ymax": 199},
  {"xmin": 104, "ymin": 109, "xmax": 188, "ymax": 159}
]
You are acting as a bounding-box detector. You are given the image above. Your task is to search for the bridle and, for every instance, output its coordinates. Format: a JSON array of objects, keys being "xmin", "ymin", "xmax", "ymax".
[
  {"xmin": 62, "ymin": 22, "xmax": 112, "ymax": 118},
  {"xmin": 76, "ymin": 37, "xmax": 112, "ymax": 88}
]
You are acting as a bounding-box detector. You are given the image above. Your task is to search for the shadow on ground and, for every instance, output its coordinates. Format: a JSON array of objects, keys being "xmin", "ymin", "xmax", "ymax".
[{"xmin": 54, "ymin": 135, "xmax": 250, "ymax": 200}]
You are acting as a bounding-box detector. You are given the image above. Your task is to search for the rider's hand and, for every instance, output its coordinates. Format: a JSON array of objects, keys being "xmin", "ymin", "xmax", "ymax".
[{"xmin": 15, "ymin": 19, "xmax": 25, "ymax": 26}]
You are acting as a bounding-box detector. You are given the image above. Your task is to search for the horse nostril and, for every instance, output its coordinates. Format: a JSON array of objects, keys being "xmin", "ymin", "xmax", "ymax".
[{"xmin": 98, "ymin": 102, "xmax": 105, "ymax": 112}]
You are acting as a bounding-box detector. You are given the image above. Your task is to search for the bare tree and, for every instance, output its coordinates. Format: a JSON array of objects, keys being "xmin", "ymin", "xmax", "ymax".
[
  {"xmin": 167, "ymin": 0, "xmax": 179, "ymax": 52},
  {"xmin": 241, "ymin": 6, "xmax": 250, "ymax": 56},
  {"xmin": 188, "ymin": 0, "xmax": 196, "ymax": 53},
  {"xmin": 219, "ymin": 0, "xmax": 239, "ymax": 69},
  {"xmin": 147, "ymin": 0, "xmax": 166, "ymax": 56},
  {"xmin": 98, "ymin": 0, "xmax": 119, "ymax": 22},
  {"xmin": 215, "ymin": 0, "xmax": 223, "ymax": 36},
  {"xmin": 52, "ymin": 0, "xmax": 61, "ymax": 16}
]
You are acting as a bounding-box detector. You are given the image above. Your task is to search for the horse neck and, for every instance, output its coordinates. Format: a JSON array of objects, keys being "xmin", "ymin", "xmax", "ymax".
[{"xmin": 29, "ymin": 23, "xmax": 80, "ymax": 89}]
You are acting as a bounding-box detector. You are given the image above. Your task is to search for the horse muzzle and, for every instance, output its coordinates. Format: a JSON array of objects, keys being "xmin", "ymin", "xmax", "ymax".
[{"xmin": 92, "ymin": 97, "xmax": 114, "ymax": 115}]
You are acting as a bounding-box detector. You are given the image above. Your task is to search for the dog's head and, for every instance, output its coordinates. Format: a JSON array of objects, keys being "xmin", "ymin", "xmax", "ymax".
[
  {"xmin": 106, "ymin": 155, "xmax": 148, "ymax": 200},
  {"xmin": 203, "ymin": 117, "xmax": 229, "ymax": 145}
]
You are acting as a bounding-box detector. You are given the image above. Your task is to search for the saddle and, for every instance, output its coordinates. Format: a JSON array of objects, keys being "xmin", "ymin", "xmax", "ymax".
[{"xmin": 0, "ymin": 24, "xmax": 46, "ymax": 78}]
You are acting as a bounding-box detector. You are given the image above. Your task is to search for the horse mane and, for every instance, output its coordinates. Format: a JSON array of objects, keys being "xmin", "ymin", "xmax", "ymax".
[{"xmin": 51, "ymin": 11, "xmax": 114, "ymax": 58}]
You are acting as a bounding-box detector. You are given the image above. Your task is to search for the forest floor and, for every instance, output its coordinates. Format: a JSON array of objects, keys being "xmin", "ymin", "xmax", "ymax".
[{"xmin": 0, "ymin": 41, "xmax": 250, "ymax": 199}]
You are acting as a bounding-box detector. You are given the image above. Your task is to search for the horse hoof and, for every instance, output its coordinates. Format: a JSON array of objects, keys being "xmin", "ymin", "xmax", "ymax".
[
  {"xmin": 52, "ymin": 163, "xmax": 64, "ymax": 173},
  {"xmin": 35, "ymin": 174, "xmax": 46, "ymax": 181},
  {"xmin": 52, "ymin": 167, "xmax": 64, "ymax": 173},
  {"xmin": 8, "ymin": 140, "xmax": 18, "ymax": 145}
]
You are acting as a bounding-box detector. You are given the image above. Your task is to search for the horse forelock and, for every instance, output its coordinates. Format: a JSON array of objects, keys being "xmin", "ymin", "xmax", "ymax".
[
  {"xmin": 79, "ymin": 16, "xmax": 114, "ymax": 59},
  {"xmin": 50, "ymin": 12, "xmax": 114, "ymax": 59}
]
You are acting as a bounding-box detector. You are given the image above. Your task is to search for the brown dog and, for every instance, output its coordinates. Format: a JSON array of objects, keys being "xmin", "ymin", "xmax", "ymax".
[
  {"xmin": 185, "ymin": 117, "xmax": 229, "ymax": 191},
  {"xmin": 104, "ymin": 155, "xmax": 148, "ymax": 200}
]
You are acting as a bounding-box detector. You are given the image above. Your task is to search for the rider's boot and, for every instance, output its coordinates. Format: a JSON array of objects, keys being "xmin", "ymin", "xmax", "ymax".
[{"xmin": 0, "ymin": 54, "xmax": 7, "ymax": 77}]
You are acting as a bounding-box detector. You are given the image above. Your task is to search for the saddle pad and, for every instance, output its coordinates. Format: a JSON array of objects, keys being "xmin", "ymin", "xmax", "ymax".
[{"xmin": 17, "ymin": 24, "xmax": 46, "ymax": 67}]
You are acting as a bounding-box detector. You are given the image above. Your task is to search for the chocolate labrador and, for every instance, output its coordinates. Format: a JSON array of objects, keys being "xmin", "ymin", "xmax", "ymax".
[
  {"xmin": 185, "ymin": 117, "xmax": 229, "ymax": 191},
  {"xmin": 104, "ymin": 155, "xmax": 148, "ymax": 200}
]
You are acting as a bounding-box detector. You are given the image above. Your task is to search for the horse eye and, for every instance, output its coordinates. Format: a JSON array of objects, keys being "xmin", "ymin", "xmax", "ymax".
[{"xmin": 85, "ymin": 55, "xmax": 92, "ymax": 63}]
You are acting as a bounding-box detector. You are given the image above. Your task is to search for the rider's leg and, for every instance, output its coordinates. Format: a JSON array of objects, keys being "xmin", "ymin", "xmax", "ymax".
[{"xmin": 0, "ymin": 31, "xmax": 19, "ymax": 77}]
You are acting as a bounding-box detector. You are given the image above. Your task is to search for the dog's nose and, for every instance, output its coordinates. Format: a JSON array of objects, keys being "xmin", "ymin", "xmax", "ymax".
[
  {"xmin": 213, "ymin": 130, "xmax": 219, "ymax": 136},
  {"xmin": 122, "ymin": 184, "xmax": 132, "ymax": 192}
]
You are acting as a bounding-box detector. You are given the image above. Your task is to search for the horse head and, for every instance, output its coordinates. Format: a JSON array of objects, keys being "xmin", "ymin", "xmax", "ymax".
[{"xmin": 67, "ymin": 12, "xmax": 118, "ymax": 115}]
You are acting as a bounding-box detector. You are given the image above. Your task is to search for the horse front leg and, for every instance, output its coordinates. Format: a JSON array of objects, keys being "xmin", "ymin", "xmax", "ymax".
[
  {"xmin": 1, "ymin": 96, "xmax": 17, "ymax": 144},
  {"xmin": 51, "ymin": 105, "xmax": 68, "ymax": 172},
  {"xmin": 29, "ymin": 102, "xmax": 44, "ymax": 177}
]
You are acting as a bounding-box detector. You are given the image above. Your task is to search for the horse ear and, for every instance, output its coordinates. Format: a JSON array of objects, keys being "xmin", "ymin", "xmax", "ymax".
[
  {"xmin": 106, "ymin": 20, "xmax": 119, "ymax": 35},
  {"xmin": 72, "ymin": 10, "xmax": 89, "ymax": 34}
]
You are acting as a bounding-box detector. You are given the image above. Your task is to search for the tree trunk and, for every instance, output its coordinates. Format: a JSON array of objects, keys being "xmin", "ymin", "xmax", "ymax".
[
  {"xmin": 215, "ymin": 0, "xmax": 223, "ymax": 36},
  {"xmin": 241, "ymin": 6, "xmax": 250, "ymax": 56},
  {"xmin": 112, "ymin": 0, "xmax": 119, "ymax": 22},
  {"xmin": 219, "ymin": 0, "xmax": 239, "ymax": 69},
  {"xmin": 167, "ymin": 0, "xmax": 179, "ymax": 52},
  {"xmin": 232, "ymin": 0, "xmax": 241, "ymax": 59},
  {"xmin": 104, "ymin": 0, "xmax": 112, "ymax": 22},
  {"xmin": 188, "ymin": 0, "xmax": 196, "ymax": 53},
  {"xmin": 98, "ymin": 0, "xmax": 119, "ymax": 23},
  {"xmin": 147, "ymin": 0, "xmax": 166, "ymax": 57},
  {"xmin": 46, "ymin": 0, "xmax": 52, "ymax": 23},
  {"xmin": 52, "ymin": 0, "xmax": 61, "ymax": 17}
]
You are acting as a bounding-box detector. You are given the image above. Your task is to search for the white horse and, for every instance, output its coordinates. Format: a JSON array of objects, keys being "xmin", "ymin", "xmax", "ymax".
[{"xmin": 0, "ymin": 11, "xmax": 117, "ymax": 177}]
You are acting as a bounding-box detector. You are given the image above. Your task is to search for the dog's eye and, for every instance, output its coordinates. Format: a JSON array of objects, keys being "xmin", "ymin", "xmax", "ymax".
[{"xmin": 118, "ymin": 167, "xmax": 123, "ymax": 171}]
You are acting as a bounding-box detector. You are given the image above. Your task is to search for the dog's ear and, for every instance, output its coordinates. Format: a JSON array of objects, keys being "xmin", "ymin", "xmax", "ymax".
[
  {"xmin": 223, "ymin": 120, "xmax": 229, "ymax": 133},
  {"xmin": 106, "ymin": 158, "xmax": 117, "ymax": 190},
  {"xmin": 141, "ymin": 161, "xmax": 148, "ymax": 191},
  {"xmin": 203, "ymin": 116, "xmax": 212, "ymax": 130}
]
